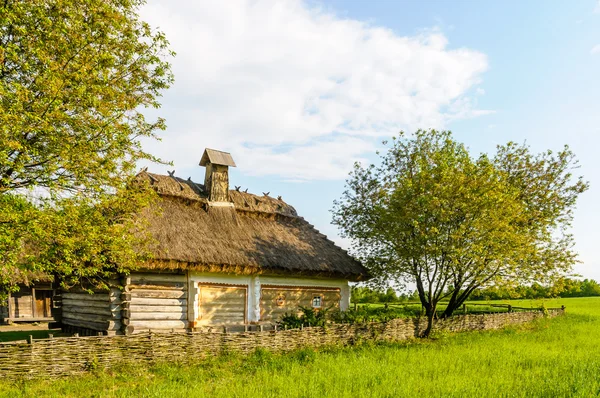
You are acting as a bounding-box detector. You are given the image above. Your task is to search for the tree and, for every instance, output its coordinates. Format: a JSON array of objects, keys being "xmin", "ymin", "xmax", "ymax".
[
  {"xmin": 0, "ymin": 1, "xmax": 173, "ymax": 292},
  {"xmin": 332, "ymin": 130, "xmax": 588, "ymax": 336}
]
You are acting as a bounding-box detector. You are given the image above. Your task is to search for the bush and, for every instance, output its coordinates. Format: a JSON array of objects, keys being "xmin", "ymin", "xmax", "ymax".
[
  {"xmin": 278, "ymin": 306, "xmax": 330, "ymax": 329},
  {"xmin": 331, "ymin": 304, "xmax": 421, "ymax": 324}
]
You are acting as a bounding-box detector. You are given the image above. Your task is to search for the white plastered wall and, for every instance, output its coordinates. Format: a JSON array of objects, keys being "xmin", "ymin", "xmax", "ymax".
[{"xmin": 188, "ymin": 272, "xmax": 350, "ymax": 323}]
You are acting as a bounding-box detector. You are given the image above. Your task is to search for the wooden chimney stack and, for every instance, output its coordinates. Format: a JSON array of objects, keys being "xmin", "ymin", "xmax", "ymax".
[{"xmin": 200, "ymin": 148, "xmax": 236, "ymax": 203}]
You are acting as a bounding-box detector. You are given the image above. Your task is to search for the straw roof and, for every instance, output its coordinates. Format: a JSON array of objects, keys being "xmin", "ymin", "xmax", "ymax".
[
  {"xmin": 136, "ymin": 172, "xmax": 369, "ymax": 281},
  {"xmin": 0, "ymin": 267, "xmax": 53, "ymax": 286}
]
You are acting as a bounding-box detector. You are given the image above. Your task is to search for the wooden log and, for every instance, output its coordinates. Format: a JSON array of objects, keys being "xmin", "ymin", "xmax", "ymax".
[
  {"xmin": 61, "ymin": 293, "xmax": 110, "ymax": 302},
  {"xmin": 62, "ymin": 317, "xmax": 121, "ymax": 331},
  {"xmin": 130, "ymin": 297, "xmax": 187, "ymax": 306},
  {"xmin": 129, "ymin": 305, "xmax": 186, "ymax": 313},
  {"xmin": 61, "ymin": 310, "xmax": 121, "ymax": 322},
  {"xmin": 129, "ymin": 312, "xmax": 187, "ymax": 321},
  {"xmin": 60, "ymin": 305, "xmax": 116, "ymax": 317},
  {"xmin": 130, "ymin": 273, "xmax": 186, "ymax": 283},
  {"xmin": 62, "ymin": 299, "xmax": 121, "ymax": 310},
  {"xmin": 129, "ymin": 320, "xmax": 188, "ymax": 331},
  {"xmin": 129, "ymin": 282, "xmax": 187, "ymax": 291},
  {"xmin": 130, "ymin": 289, "xmax": 187, "ymax": 299}
]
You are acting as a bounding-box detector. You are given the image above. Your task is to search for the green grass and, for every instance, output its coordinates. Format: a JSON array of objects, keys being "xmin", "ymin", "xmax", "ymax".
[
  {"xmin": 0, "ymin": 329, "xmax": 63, "ymax": 343},
  {"xmin": 2, "ymin": 297, "xmax": 600, "ymax": 397}
]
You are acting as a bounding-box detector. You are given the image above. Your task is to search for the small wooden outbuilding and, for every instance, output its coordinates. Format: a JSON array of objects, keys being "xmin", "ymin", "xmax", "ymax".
[
  {"xmin": 60, "ymin": 149, "xmax": 369, "ymax": 335},
  {"xmin": 0, "ymin": 271, "xmax": 56, "ymax": 324}
]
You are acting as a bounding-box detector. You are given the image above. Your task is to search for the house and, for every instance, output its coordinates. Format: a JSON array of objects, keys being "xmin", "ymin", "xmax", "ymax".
[
  {"xmin": 59, "ymin": 149, "xmax": 369, "ymax": 335},
  {"xmin": 0, "ymin": 270, "xmax": 56, "ymax": 324}
]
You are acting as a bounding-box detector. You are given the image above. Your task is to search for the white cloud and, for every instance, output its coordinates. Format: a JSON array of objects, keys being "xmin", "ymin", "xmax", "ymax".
[
  {"xmin": 140, "ymin": 0, "xmax": 489, "ymax": 181},
  {"xmin": 591, "ymin": 44, "xmax": 600, "ymax": 55}
]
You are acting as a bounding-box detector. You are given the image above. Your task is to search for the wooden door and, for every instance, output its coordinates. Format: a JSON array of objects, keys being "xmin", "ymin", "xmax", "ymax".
[
  {"xmin": 34, "ymin": 290, "xmax": 52, "ymax": 318},
  {"xmin": 197, "ymin": 285, "xmax": 246, "ymax": 325}
]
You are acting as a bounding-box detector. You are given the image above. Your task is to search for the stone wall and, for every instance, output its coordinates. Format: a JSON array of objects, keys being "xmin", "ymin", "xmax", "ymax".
[{"xmin": 0, "ymin": 309, "xmax": 564, "ymax": 378}]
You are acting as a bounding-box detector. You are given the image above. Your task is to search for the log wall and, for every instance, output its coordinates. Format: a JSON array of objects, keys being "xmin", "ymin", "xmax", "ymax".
[
  {"xmin": 0, "ymin": 308, "xmax": 564, "ymax": 379},
  {"xmin": 122, "ymin": 272, "xmax": 189, "ymax": 334},
  {"xmin": 60, "ymin": 289, "xmax": 122, "ymax": 334}
]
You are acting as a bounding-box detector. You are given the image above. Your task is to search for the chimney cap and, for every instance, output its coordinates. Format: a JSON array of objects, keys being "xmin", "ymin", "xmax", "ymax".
[{"xmin": 199, "ymin": 148, "xmax": 236, "ymax": 167}]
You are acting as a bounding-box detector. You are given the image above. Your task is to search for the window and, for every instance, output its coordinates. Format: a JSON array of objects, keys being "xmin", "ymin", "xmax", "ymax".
[{"xmin": 312, "ymin": 295, "xmax": 322, "ymax": 308}]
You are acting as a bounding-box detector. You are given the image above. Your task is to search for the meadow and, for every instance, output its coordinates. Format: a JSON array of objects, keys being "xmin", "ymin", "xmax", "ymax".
[{"xmin": 1, "ymin": 297, "xmax": 599, "ymax": 397}]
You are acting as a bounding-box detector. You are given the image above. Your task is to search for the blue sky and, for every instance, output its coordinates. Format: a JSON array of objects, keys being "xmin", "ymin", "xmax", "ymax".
[{"xmin": 140, "ymin": 1, "xmax": 600, "ymax": 280}]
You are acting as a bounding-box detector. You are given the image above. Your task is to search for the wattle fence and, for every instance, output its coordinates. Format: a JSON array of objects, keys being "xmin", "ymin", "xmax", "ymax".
[{"xmin": 0, "ymin": 308, "xmax": 564, "ymax": 378}]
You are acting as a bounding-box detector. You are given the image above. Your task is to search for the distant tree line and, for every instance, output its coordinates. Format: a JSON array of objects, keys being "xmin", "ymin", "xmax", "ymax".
[
  {"xmin": 351, "ymin": 286, "xmax": 419, "ymax": 303},
  {"xmin": 469, "ymin": 278, "xmax": 600, "ymax": 300},
  {"xmin": 353, "ymin": 278, "xmax": 600, "ymax": 303}
]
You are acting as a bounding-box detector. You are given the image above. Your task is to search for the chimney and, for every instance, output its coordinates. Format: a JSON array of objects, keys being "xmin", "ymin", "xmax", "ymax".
[{"xmin": 199, "ymin": 148, "xmax": 236, "ymax": 203}]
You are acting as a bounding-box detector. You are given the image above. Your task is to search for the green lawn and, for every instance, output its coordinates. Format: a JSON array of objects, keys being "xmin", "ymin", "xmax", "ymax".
[
  {"xmin": 0, "ymin": 329, "xmax": 64, "ymax": 343},
  {"xmin": 2, "ymin": 297, "xmax": 599, "ymax": 397}
]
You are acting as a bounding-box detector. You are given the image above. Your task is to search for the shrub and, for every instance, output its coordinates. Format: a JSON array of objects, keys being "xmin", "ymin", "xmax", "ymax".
[{"xmin": 278, "ymin": 306, "xmax": 330, "ymax": 329}]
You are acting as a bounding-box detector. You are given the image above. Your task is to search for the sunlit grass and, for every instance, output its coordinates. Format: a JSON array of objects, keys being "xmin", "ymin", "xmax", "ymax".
[{"xmin": 2, "ymin": 297, "xmax": 599, "ymax": 397}]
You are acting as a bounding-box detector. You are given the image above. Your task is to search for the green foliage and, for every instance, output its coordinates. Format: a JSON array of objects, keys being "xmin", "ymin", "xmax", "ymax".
[
  {"xmin": 351, "ymin": 285, "xmax": 419, "ymax": 303},
  {"xmin": 331, "ymin": 304, "xmax": 421, "ymax": 323},
  {"xmin": 278, "ymin": 306, "xmax": 330, "ymax": 329},
  {"xmin": 332, "ymin": 130, "xmax": 588, "ymax": 335},
  {"xmin": 0, "ymin": 0, "xmax": 173, "ymax": 291},
  {"xmin": 0, "ymin": 0, "xmax": 174, "ymax": 194},
  {"xmin": 1, "ymin": 297, "xmax": 600, "ymax": 397},
  {"xmin": 470, "ymin": 278, "xmax": 600, "ymax": 300}
]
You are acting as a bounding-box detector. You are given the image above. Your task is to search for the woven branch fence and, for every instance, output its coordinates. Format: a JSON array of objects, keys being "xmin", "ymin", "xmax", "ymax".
[{"xmin": 0, "ymin": 308, "xmax": 564, "ymax": 379}]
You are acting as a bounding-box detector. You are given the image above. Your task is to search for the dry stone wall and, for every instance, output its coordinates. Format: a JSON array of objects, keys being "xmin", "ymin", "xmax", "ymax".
[{"xmin": 0, "ymin": 309, "xmax": 564, "ymax": 378}]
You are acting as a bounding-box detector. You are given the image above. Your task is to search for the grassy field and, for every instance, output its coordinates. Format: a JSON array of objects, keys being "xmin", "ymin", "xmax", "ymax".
[{"xmin": 1, "ymin": 297, "xmax": 599, "ymax": 397}]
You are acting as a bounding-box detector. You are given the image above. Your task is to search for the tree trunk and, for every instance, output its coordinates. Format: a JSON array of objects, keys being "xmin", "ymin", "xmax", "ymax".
[
  {"xmin": 421, "ymin": 303, "xmax": 436, "ymax": 337},
  {"xmin": 443, "ymin": 287, "xmax": 475, "ymax": 318},
  {"xmin": 442, "ymin": 290, "xmax": 461, "ymax": 318}
]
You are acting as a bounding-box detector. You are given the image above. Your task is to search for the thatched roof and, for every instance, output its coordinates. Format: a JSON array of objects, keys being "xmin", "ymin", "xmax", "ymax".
[
  {"xmin": 0, "ymin": 267, "xmax": 53, "ymax": 287},
  {"xmin": 136, "ymin": 172, "xmax": 369, "ymax": 281}
]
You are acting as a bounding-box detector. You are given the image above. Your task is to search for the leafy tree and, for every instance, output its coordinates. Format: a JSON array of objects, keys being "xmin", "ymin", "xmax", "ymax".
[
  {"xmin": 0, "ymin": 0, "xmax": 173, "ymax": 293},
  {"xmin": 333, "ymin": 130, "xmax": 588, "ymax": 336},
  {"xmin": 470, "ymin": 278, "xmax": 600, "ymax": 300}
]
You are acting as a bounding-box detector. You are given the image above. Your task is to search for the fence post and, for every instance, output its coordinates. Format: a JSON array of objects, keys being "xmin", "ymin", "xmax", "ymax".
[
  {"xmin": 507, "ymin": 305, "xmax": 512, "ymax": 313},
  {"xmin": 462, "ymin": 304, "xmax": 467, "ymax": 315}
]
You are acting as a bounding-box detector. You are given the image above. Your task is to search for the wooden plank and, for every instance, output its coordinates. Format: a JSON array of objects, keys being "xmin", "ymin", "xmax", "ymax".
[
  {"xmin": 129, "ymin": 305, "xmax": 186, "ymax": 313},
  {"xmin": 129, "ymin": 320, "xmax": 188, "ymax": 330},
  {"xmin": 200, "ymin": 314, "xmax": 245, "ymax": 320},
  {"xmin": 129, "ymin": 312, "xmax": 187, "ymax": 321},
  {"xmin": 260, "ymin": 287, "xmax": 340, "ymax": 321},
  {"xmin": 62, "ymin": 299, "xmax": 121, "ymax": 310},
  {"xmin": 201, "ymin": 306, "xmax": 249, "ymax": 313},
  {"xmin": 10, "ymin": 292, "xmax": 33, "ymax": 318},
  {"xmin": 62, "ymin": 311, "xmax": 121, "ymax": 322},
  {"xmin": 130, "ymin": 297, "xmax": 187, "ymax": 306},
  {"xmin": 61, "ymin": 293, "xmax": 110, "ymax": 302},
  {"xmin": 61, "ymin": 317, "xmax": 121, "ymax": 331},
  {"xmin": 130, "ymin": 289, "xmax": 187, "ymax": 299},
  {"xmin": 198, "ymin": 286, "xmax": 246, "ymax": 325},
  {"xmin": 61, "ymin": 305, "xmax": 118, "ymax": 317}
]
